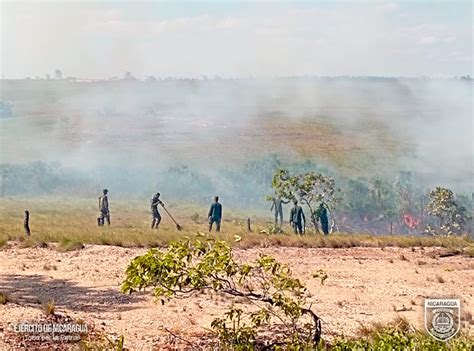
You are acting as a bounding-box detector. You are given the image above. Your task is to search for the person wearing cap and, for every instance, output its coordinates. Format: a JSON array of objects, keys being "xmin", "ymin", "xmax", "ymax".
[
  {"xmin": 97, "ymin": 188, "xmax": 110, "ymax": 226},
  {"xmin": 150, "ymin": 192, "xmax": 164, "ymax": 229}
]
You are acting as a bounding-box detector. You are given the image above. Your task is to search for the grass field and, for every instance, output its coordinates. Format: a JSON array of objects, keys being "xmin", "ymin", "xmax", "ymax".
[
  {"xmin": 1, "ymin": 198, "xmax": 472, "ymax": 255},
  {"xmin": 1, "ymin": 197, "xmax": 473, "ymax": 349}
]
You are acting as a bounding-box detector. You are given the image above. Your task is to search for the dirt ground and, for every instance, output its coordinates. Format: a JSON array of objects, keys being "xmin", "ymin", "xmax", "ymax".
[{"xmin": 0, "ymin": 243, "xmax": 472, "ymax": 350}]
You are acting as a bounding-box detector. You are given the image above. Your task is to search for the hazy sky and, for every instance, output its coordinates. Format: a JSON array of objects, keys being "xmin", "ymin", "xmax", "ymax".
[{"xmin": 1, "ymin": 1, "xmax": 472, "ymax": 78}]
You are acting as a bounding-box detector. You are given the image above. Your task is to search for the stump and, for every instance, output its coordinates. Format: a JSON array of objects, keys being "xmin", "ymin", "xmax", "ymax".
[
  {"xmin": 24, "ymin": 210, "xmax": 31, "ymax": 236},
  {"xmin": 247, "ymin": 218, "xmax": 252, "ymax": 232}
]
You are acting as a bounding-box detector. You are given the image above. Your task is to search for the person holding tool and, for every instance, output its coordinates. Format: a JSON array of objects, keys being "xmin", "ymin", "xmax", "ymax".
[{"xmin": 150, "ymin": 192, "xmax": 183, "ymax": 230}]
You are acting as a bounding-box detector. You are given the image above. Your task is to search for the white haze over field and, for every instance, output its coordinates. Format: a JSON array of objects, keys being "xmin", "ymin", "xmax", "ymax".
[{"xmin": 0, "ymin": 78, "xmax": 472, "ymax": 193}]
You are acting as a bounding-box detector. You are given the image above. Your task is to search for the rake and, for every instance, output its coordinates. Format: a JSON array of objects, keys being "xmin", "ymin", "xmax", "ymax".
[{"xmin": 160, "ymin": 204, "xmax": 183, "ymax": 231}]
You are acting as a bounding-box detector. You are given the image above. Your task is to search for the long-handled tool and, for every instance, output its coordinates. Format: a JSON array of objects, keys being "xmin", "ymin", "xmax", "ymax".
[{"xmin": 160, "ymin": 204, "xmax": 183, "ymax": 231}]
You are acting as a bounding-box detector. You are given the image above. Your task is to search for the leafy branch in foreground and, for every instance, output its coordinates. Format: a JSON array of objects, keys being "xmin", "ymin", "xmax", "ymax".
[{"xmin": 121, "ymin": 234, "xmax": 325, "ymax": 349}]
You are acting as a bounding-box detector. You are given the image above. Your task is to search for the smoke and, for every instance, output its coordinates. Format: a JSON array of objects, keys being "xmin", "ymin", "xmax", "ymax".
[{"xmin": 0, "ymin": 77, "xmax": 472, "ymax": 202}]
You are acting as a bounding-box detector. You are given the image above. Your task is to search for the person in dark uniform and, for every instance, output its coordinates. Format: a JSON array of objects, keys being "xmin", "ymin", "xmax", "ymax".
[
  {"xmin": 97, "ymin": 189, "xmax": 110, "ymax": 226},
  {"xmin": 270, "ymin": 196, "xmax": 289, "ymax": 227},
  {"xmin": 151, "ymin": 192, "xmax": 164, "ymax": 229},
  {"xmin": 318, "ymin": 203, "xmax": 329, "ymax": 235},
  {"xmin": 289, "ymin": 199, "xmax": 305, "ymax": 234},
  {"xmin": 208, "ymin": 196, "xmax": 222, "ymax": 232}
]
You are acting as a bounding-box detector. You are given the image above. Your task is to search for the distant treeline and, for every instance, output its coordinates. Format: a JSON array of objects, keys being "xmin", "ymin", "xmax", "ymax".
[
  {"xmin": 2, "ymin": 75, "xmax": 472, "ymax": 82},
  {"xmin": 1, "ymin": 156, "xmax": 472, "ymax": 235}
]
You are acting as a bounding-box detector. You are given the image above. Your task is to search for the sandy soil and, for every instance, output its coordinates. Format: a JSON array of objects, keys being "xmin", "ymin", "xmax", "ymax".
[{"xmin": 0, "ymin": 243, "xmax": 472, "ymax": 350}]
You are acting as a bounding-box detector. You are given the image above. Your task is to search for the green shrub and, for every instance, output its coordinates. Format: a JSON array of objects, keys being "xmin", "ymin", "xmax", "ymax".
[
  {"xmin": 329, "ymin": 326, "xmax": 473, "ymax": 351},
  {"xmin": 122, "ymin": 234, "xmax": 326, "ymax": 348}
]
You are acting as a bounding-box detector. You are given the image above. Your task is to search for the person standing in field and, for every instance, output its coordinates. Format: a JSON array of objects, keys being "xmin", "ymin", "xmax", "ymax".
[
  {"xmin": 290, "ymin": 199, "xmax": 305, "ymax": 234},
  {"xmin": 150, "ymin": 192, "xmax": 164, "ymax": 229},
  {"xmin": 97, "ymin": 189, "xmax": 110, "ymax": 226},
  {"xmin": 208, "ymin": 196, "xmax": 222, "ymax": 232},
  {"xmin": 318, "ymin": 203, "xmax": 330, "ymax": 235},
  {"xmin": 270, "ymin": 196, "xmax": 289, "ymax": 227}
]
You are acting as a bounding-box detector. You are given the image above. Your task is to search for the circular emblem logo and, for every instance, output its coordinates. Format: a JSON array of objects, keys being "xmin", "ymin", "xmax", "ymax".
[{"xmin": 432, "ymin": 310, "xmax": 454, "ymax": 334}]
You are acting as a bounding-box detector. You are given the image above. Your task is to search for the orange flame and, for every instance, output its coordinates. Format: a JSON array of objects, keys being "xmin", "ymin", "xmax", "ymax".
[{"xmin": 404, "ymin": 213, "xmax": 420, "ymax": 229}]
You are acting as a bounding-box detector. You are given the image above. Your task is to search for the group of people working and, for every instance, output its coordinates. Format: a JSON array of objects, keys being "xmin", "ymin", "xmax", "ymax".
[
  {"xmin": 97, "ymin": 189, "xmax": 328, "ymax": 234},
  {"xmin": 97, "ymin": 189, "xmax": 223, "ymax": 232}
]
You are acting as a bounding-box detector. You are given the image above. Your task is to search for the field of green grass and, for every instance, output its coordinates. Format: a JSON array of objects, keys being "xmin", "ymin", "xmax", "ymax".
[{"xmin": 1, "ymin": 198, "xmax": 472, "ymax": 255}]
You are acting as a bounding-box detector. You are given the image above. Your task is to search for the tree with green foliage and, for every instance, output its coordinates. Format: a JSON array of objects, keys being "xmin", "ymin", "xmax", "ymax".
[
  {"xmin": 269, "ymin": 169, "xmax": 340, "ymax": 233},
  {"xmin": 425, "ymin": 187, "xmax": 468, "ymax": 235},
  {"xmin": 394, "ymin": 172, "xmax": 414, "ymax": 212},
  {"xmin": 121, "ymin": 235, "xmax": 326, "ymax": 349},
  {"xmin": 369, "ymin": 176, "xmax": 398, "ymax": 233}
]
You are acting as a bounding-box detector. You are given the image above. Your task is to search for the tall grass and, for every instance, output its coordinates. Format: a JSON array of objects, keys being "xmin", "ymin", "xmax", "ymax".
[{"xmin": 0, "ymin": 198, "xmax": 472, "ymax": 252}]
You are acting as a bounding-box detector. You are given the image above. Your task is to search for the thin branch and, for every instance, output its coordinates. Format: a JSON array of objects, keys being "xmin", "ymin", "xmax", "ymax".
[
  {"xmin": 163, "ymin": 327, "xmax": 195, "ymax": 348},
  {"xmin": 301, "ymin": 307, "xmax": 322, "ymax": 344}
]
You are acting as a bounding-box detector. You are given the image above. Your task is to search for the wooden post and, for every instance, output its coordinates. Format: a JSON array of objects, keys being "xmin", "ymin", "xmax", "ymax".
[
  {"xmin": 1, "ymin": 172, "xmax": 6, "ymax": 197},
  {"xmin": 247, "ymin": 218, "xmax": 252, "ymax": 232},
  {"xmin": 330, "ymin": 218, "xmax": 340, "ymax": 234},
  {"xmin": 24, "ymin": 210, "xmax": 30, "ymax": 236}
]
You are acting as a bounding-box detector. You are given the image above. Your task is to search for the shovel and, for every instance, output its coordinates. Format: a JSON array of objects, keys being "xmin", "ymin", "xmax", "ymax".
[{"xmin": 160, "ymin": 203, "xmax": 183, "ymax": 231}]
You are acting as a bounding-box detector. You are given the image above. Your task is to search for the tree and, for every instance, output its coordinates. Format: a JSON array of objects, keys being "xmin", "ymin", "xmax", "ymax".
[
  {"xmin": 54, "ymin": 69, "xmax": 62, "ymax": 79},
  {"xmin": 369, "ymin": 176, "xmax": 398, "ymax": 233},
  {"xmin": 394, "ymin": 171, "xmax": 414, "ymax": 213},
  {"xmin": 124, "ymin": 72, "xmax": 136, "ymax": 80},
  {"xmin": 270, "ymin": 169, "xmax": 340, "ymax": 232},
  {"xmin": 344, "ymin": 178, "xmax": 371, "ymax": 217},
  {"xmin": 121, "ymin": 235, "xmax": 326, "ymax": 349},
  {"xmin": 425, "ymin": 187, "xmax": 467, "ymax": 235}
]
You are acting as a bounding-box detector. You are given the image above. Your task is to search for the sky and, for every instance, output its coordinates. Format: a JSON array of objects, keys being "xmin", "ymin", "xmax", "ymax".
[{"xmin": 0, "ymin": 1, "xmax": 472, "ymax": 79}]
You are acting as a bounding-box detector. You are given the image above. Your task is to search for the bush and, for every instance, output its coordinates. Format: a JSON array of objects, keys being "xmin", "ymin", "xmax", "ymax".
[
  {"xmin": 57, "ymin": 238, "xmax": 84, "ymax": 252},
  {"xmin": 0, "ymin": 292, "xmax": 11, "ymax": 305},
  {"xmin": 42, "ymin": 299, "xmax": 55, "ymax": 316},
  {"xmin": 121, "ymin": 234, "xmax": 325, "ymax": 348},
  {"xmin": 328, "ymin": 318, "xmax": 473, "ymax": 350}
]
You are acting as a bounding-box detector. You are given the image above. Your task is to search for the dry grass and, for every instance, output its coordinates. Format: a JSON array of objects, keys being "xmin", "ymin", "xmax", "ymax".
[
  {"xmin": 464, "ymin": 245, "xmax": 474, "ymax": 258},
  {"xmin": 358, "ymin": 315, "xmax": 412, "ymax": 338},
  {"xmin": 43, "ymin": 263, "xmax": 57, "ymax": 271},
  {"xmin": 42, "ymin": 299, "xmax": 56, "ymax": 316},
  {"xmin": 0, "ymin": 292, "xmax": 11, "ymax": 305},
  {"xmin": 461, "ymin": 311, "xmax": 473, "ymax": 325},
  {"xmin": 19, "ymin": 239, "xmax": 48, "ymax": 249},
  {"xmin": 399, "ymin": 254, "xmax": 409, "ymax": 261},
  {"xmin": 57, "ymin": 238, "xmax": 85, "ymax": 252},
  {"xmin": 0, "ymin": 198, "xmax": 472, "ymax": 252}
]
